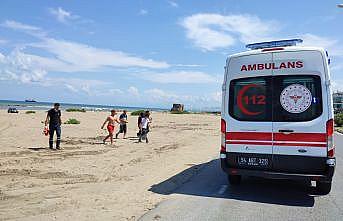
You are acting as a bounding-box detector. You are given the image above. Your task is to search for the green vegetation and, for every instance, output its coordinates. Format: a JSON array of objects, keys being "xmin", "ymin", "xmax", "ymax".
[
  {"xmin": 66, "ymin": 108, "xmax": 86, "ymax": 112},
  {"xmin": 64, "ymin": 118, "xmax": 80, "ymax": 124},
  {"xmin": 170, "ymin": 110, "xmax": 190, "ymax": 114},
  {"xmin": 131, "ymin": 110, "xmax": 145, "ymax": 116},
  {"xmin": 334, "ymin": 113, "xmax": 343, "ymax": 133},
  {"xmin": 334, "ymin": 113, "xmax": 343, "ymax": 127},
  {"xmin": 205, "ymin": 111, "xmax": 221, "ymax": 115},
  {"xmin": 25, "ymin": 110, "xmax": 36, "ymax": 114}
]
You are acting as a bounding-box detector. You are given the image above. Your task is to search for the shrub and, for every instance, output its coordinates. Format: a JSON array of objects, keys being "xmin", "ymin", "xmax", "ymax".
[
  {"xmin": 205, "ymin": 111, "xmax": 221, "ymax": 115},
  {"xmin": 335, "ymin": 113, "xmax": 343, "ymax": 127},
  {"xmin": 131, "ymin": 110, "xmax": 145, "ymax": 116},
  {"xmin": 66, "ymin": 108, "xmax": 86, "ymax": 112},
  {"xmin": 25, "ymin": 110, "xmax": 36, "ymax": 114},
  {"xmin": 64, "ymin": 118, "xmax": 80, "ymax": 124},
  {"xmin": 170, "ymin": 110, "xmax": 190, "ymax": 114}
]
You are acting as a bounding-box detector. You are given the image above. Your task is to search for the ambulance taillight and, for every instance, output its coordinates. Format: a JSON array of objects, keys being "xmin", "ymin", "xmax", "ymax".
[
  {"xmin": 326, "ymin": 119, "xmax": 334, "ymax": 157},
  {"xmin": 221, "ymin": 119, "xmax": 226, "ymax": 153}
]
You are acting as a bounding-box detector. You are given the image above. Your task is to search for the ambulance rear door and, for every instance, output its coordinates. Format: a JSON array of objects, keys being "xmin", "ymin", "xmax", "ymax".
[
  {"xmin": 226, "ymin": 53, "xmax": 273, "ymax": 170},
  {"xmin": 271, "ymin": 50, "xmax": 328, "ymax": 174}
]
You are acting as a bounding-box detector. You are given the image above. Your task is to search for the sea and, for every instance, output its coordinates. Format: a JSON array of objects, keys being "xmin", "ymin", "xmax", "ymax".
[{"xmin": 0, "ymin": 100, "xmax": 168, "ymax": 112}]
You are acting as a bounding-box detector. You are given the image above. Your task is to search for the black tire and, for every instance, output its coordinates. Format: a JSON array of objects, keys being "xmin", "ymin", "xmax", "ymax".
[
  {"xmin": 228, "ymin": 175, "xmax": 241, "ymax": 185},
  {"xmin": 317, "ymin": 181, "xmax": 332, "ymax": 195}
]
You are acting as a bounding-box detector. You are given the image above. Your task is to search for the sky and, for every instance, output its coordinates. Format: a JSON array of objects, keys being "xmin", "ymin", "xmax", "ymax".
[{"xmin": 0, "ymin": 0, "xmax": 342, "ymax": 110}]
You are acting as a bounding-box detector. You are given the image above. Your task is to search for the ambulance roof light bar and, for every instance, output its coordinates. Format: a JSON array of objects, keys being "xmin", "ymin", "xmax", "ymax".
[{"xmin": 246, "ymin": 39, "xmax": 303, "ymax": 50}]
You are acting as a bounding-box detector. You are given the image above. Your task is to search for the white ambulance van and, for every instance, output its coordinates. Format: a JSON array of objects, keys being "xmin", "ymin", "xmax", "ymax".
[{"xmin": 220, "ymin": 39, "xmax": 335, "ymax": 194}]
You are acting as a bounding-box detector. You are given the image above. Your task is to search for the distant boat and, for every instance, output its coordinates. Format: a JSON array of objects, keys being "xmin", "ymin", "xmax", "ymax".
[{"xmin": 25, "ymin": 99, "xmax": 37, "ymax": 102}]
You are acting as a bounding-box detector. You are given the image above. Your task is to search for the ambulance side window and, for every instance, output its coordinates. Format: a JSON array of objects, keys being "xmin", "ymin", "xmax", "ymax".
[
  {"xmin": 273, "ymin": 75, "xmax": 322, "ymax": 122},
  {"xmin": 229, "ymin": 76, "xmax": 272, "ymax": 121}
]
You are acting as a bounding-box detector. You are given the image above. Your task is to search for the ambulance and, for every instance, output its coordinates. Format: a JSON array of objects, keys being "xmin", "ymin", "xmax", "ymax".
[{"xmin": 220, "ymin": 39, "xmax": 335, "ymax": 194}]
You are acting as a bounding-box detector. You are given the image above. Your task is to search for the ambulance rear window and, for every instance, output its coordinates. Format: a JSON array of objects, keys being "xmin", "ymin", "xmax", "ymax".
[
  {"xmin": 229, "ymin": 76, "xmax": 272, "ymax": 121},
  {"xmin": 273, "ymin": 75, "xmax": 322, "ymax": 122},
  {"xmin": 229, "ymin": 75, "xmax": 322, "ymax": 122}
]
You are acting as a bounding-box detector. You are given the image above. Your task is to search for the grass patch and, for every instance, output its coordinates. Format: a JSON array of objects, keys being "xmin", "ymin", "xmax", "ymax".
[
  {"xmin": 131, "ymin": 110, "xmax": 145, "ymax": 116},
  {"xmin": 205, "ymin": 111, "xmax": 221, "ymax": 115},
  {"xmin": 170, "ymin": 110, "xmax": 190, "ymax": 114},
  {"xmin": 25, "ymin": 110, "xmax": 36, "ymax": 114},
  {"xmin": 66, "ymin": 108, "xmax": 86, "ymax": 112},
  {"xmin": 335, "ymin": 113, "xmax": 343, "ymax": 126},
  {"xmin": 334, "ymin": 113, "xmax": 343, "ymax": 133},
  {"xmin": 64, "ymin": 118, "xmax": 80, "ymax": 124}
]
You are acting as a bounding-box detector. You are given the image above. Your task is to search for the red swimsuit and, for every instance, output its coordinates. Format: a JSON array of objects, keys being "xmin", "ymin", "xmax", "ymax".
[{"xmin": 107, "ymin": 124, "xmax": 114, "ymax": 133}]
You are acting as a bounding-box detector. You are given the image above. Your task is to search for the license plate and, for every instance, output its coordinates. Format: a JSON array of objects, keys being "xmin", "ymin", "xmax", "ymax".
[{"xmin": 237, "ymin": 157, "xmax": 269, "ymax": 167}]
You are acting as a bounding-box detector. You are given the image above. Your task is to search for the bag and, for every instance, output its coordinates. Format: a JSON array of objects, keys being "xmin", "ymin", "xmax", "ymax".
[{"xmin": 43, "ymin": 126, "xmax": 49, "ymax": 136}]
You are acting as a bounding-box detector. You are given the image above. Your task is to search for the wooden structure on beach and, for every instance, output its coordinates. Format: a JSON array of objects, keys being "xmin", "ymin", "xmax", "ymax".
[{"xmin": 171, "ymin": 104, "xmax": 184, "ymax": 112}]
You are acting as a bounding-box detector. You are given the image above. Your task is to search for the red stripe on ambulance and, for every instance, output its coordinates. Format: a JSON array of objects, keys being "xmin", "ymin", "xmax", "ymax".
[
  {"xmin": 226, "ymin": 132, "xmax": 272, "ymax": 141},
  {"xmin": 226, "ymin": 132, "xmax": 327, "ymax": 147}
]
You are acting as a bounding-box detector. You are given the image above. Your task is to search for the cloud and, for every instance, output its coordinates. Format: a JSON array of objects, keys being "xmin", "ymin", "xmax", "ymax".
[
  {"xmin": 127, "ymin": 86, "xmax": 139, "ymax": 96},
  {"xmin": 1, "ymin": 20, "xmax": 46, "ymax": 38},
  {"xmin": 210, "ymin": 91, "xmax": 221, "ymax": 102},
  {"xmin": 299, "ymin": 34, "xmax": 343, "ymax": 93},
  {"xmin": 45, "ymin": 77, "xmax": 107, "ymax": 95},
  {"xmin": 142, "ymin": 88, "xmax": 221, "ymax": 109},
  {"xmin": 174, "ymin": 63, "xmax": 204, "ymax": 67},
  {"xmin": 1, "ymin": 20, "xmax": 41, "ymax": 31},
  {"xmin": 109, "ymin": 88, "xmax": 124, "ymax": 94},
  {"xmin": 0, "ymin": 46, "xmax": 115, "ymax": 98},
  {"xmin": 0, "ymin": 50, "xmax": 108, "ymax": 95},
  {"xmin": 65, "ymin": 84, "xmax": 78, "ymax": 93},
  {"xmin": 0, "ymin": 50, "xmax": 47, "ymax": 83},
  {"xmin": 31, "ymin": 38, "xmax": 170, "ymax": 70},
  {"xmin": 181, "ymin": 13, "xmax": 278, "ymax": 51},
  {"xmin": 300, "ymin": 33, "xmax": 343, "ymax": 57},
  {"xmin": 49, "ymin": 7, "xmax": 79, "ymax": 23},
  {"xmin": 144, "ymin": 88, "xmax": 178, "ymax": 101},
  {"xmin": 0, "ymin": 38, "xmax": 8, "ymax": 44},
  {"xmin": 332, "ymin": 64, "xmax": 343, "ymax": 71},
  {"xmin": 137, "ymin": 71, "xmax": 219, "ymax": 84},
  {"xmin": 1, "ymin": 20, "xmax": 170, "ymax": 76},
  {"xmin": 332, "ymin": 80, "xmax": 343, "ymax": 92},
  {"xmin": 139, "ymin": 9, "xmax": 148, "ymax": 15},
  {"xmin": 168, "ymin": 1, "xmax": 179, "ymax": 8}
]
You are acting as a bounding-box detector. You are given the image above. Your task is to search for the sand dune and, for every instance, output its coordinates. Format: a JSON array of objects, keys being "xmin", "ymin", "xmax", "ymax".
[{"xmin": 0, "ymin": 110, "xmax": 219, "ymax": 220}]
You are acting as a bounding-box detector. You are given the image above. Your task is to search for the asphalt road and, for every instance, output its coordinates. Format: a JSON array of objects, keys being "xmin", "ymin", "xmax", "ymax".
[{"xmin": 140, "ymin": 133, "xmax": 343, "ymax": 221}]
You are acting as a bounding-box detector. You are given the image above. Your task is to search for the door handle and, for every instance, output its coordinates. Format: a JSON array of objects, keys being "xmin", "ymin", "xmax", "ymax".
[
  {"xmin": 298, "ymin": 149, "xmax": 307, "ymax": 153},
  {"xmin": 278, "ymin": 129, "xmax": 294, "ymax": 134}
]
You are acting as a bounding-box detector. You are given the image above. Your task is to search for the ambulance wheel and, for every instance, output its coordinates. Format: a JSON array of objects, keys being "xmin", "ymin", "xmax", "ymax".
[
  {"xmin": 228, "ymin": 175, "xmax": 241, "ymax": 185},
  {"xmin": 316, "ymin": 181, "xmax": 332, "ymax": 194}
]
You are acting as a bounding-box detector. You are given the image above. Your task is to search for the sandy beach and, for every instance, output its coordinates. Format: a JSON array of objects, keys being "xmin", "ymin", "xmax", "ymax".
[{"xmin": 0, "ymin": 110, "xmax": 219, "ymax": 220}]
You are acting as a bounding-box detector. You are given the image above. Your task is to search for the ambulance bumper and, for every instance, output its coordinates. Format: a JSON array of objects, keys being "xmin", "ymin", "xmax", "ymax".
[{"xmin": 221, "ymin": 156, "xmax": 335, "ymax": 182}]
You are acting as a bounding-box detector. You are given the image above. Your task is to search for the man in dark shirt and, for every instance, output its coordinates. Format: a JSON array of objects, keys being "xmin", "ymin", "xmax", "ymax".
[
  {"xmin": 116, "ymin": 110, "xmax": 128, "ymax": 139},
  {"xmin": 45, "ymin": 103, "xmax": 62, "ymax": 150},
  {"xmin": 137, "ymin": 112, "xmax": 144, "ymax": 136}
]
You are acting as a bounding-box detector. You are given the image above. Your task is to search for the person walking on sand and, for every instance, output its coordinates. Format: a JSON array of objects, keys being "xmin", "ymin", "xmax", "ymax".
[
  {"xmin": 139, "ymin": 112, "xmax": 151, "ymax": 143},
  {"xmin": 145, "ymin": 110, "xmax": 152, "ymax": 129},
  {"xmin": 116, "ymin": 110, "xmax": 128, "ymax": 139},
  {"xmin": 45, "ymin": 103, "xmax": 62, "ymax": 150},
  {"xmin": 101, "ymin": 110, "xmax": 120, "ymax": 145},
  {"xmin": 137, "ymin": 112, "xmax": 144, "ymax": 136}
]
